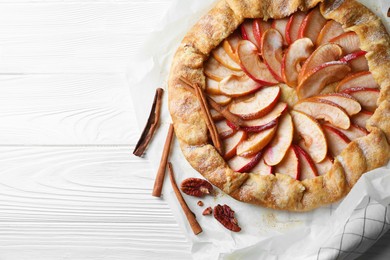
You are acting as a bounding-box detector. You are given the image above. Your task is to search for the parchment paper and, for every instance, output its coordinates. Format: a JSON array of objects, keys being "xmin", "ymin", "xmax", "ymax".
[{"xmin": 128, "ymin": 0, "xmax": 390, "ymax": 259}]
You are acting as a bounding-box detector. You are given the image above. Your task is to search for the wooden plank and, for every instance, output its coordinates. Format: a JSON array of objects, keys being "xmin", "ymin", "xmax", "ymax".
[
  {"xmin": 0, "ymin": 146, "xmax": 191, "ymax": 259},
  {"xmin": 0, "ymin": 2, "xmax": 171, "ymax": 73},
  {"xmin": 0, "ymin": 74, "xmax": 137, "ymax": 144}
]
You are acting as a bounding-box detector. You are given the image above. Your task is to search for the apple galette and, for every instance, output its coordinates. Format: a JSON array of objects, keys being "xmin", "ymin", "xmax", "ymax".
[{"xmin": 168, "ymin": 0, "xmax": 390, "ymax": 211}]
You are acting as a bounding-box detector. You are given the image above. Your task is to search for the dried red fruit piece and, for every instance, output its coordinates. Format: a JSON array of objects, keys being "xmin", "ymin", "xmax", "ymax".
[
  {"xmin": 213, "ymin": 204, "xmax": 241, "ymax": 232},
  {"xmin": 203, "ymin": 207, "xmax": 213, "ymax": 215},
  {"xmin": 197, "ymin": 201, "xmax": 204, "ymax": 207},
  {"xmin": 180, "ymin": 178, "xmax": 213, "ymax": 197}
]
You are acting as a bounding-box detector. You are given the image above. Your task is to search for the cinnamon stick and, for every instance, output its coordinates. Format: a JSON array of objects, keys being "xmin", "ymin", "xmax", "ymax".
[
  {"xmin": 179, "ymin": 76, "xmax": 243, "ymax": 127},
  {"xmin": 193, "ymin": 83, "xmax": 224, "ymax": 155},
  {"xmin": 168, "ymin": 162, "xmax": 203, "ymax": 235},
  {"xmin": 133, "ymin": 88, "xmax": 164, "ymax": 157},
  {"xmin": 152, "ymin": 124, "xmax": 175, "ymax": 197}
]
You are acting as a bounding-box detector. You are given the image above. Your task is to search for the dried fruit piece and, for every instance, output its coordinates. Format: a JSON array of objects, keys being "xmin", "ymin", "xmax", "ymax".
[
  {"xmin": 203, "ymin": 207, "xmax": 213, "ymax": 216},
  {"xmin": 213, "ymin": 204, "xmax": 241, "ymax": 232},
  {"xmin": 180, "ymin": 178, "xmax": 213, "ymax": 197},
  {"xmin": 197, "ymin": 201, "xmax": 204, "ymax": 207}
]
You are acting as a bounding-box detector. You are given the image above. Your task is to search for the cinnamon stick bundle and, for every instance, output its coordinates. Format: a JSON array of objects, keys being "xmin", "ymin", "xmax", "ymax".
[
  {"xmin": 133, "ymin": 88, "xmax": 164, "ymax": 157},
  {"xmin": 152, "ymin": 123, "xmax": 175, "ymax": 197},
  {"xmin": 168, "ymin": 162, "xmax": 203, "ymax": 235}
]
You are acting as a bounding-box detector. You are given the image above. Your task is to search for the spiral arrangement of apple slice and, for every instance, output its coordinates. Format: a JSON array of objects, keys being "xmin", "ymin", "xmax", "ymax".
[{"xmin": 203, "ymin": 6, "xmax": 379, "ymax": 180}]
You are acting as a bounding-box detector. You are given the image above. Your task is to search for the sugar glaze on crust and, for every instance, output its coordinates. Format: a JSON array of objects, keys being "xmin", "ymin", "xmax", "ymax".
[{"xmin": 168, "ymin": 0, "xmax": 390, "ymax": 211}]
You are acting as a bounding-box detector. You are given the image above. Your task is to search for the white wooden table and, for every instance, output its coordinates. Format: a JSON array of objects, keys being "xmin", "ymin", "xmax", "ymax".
[{"xmin": 0, "ymin": 1, "xmax": 387, "ymax": 259}]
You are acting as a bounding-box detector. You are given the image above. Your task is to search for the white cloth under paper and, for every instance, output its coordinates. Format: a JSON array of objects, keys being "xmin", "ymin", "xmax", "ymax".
[{"xmin": 127, "ymin": 0, "xmax": 390, "ymax": 259}]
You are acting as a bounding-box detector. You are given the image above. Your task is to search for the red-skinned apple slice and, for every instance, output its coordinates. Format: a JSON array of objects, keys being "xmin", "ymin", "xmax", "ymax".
[
  {"xmin": 204, "ymin": 57, "xmax": 243, "ymax": 81},
  {"xmin": 236, "ymin": 125, "xmax": 277, "ymax": 157},
  {"xmin": 209, "ymin": 94, "xmax": 232, "ymax": 106},
  {"xmin": 241, "ymin": 102, "xmax": 287, "ymax": 132},
  {"xmin": 229, "ymin": 86, "xmax": 280, "ymax": 119},
  {"xmin": 329, "ymin": 32, "xmax": 360, "ymax": 54},
  {"xmin": 298, "ymin": 43, "xmax": 343, "ymax": 82},
  {"xmin": 264, "ymin": 113, "xmax": 293, "ymax": 166},
  {"xmin": 336, "ymin": 71, "xmax": 378, "ymax": 92},
  {"xmin": 342, "ymin": 87, "xmax": 379, "ymax": 112},
  {"xmin": 219, "ymin": 74, "xmax": 263, "ymax": 97},
  {"xmin": 351, "ymin": 110, "xmax": 373, "ymax": 129},
  {"xmin": 212, "ymin": 45, "xmax": 241, "ymax": 71},
  {"xmin": 261, "ymin": 29, "xmax": 284, "ymax": 82},
  {"xmin": 286, "ymin": 11, "xmax": 306, "ymax": 44},
  {"xmin": 312, "ymin": 93, "xmax": 361, "ymax": 116},
  {"xmin": 294, "ymin": 99, "xmax": 350, "ymax": 129},
  {"xmin": 241, "ymin": 19, "xmax": 259, "ymax": 49},
  {"xmin": 223, "ymin": 32, "xmax": 242, "ymax": 64},
  {"xmin": 325, "ymin": 123, "xmax": 368, "ymax": 141},
  {"xmin": 211, "ymin": 108, "xmax": 224, "ymax": 121},
  {"xmin": 315, "ymin": 156, "xmax": 333, "ymax": 175},
  {"xmin": 316, "ymin": 20, "xmax": 344, "ymax": 46},
  {"xmin": 223, "ymin": 130, "xmax": 247, "ymax": 160},
  {"xmin": 237, "ymin": 40, "xmax": 278, "ymax": 85},
  {"xmin": 298, "ymin": 7, "xmax": 327, "ymax": 43},
  {"xmin": 228, "ymin": 151, "xmax": 264, "ymax": 173},
  {"xmin": 271, "ymin": 18, "xmax": 289, "ymax": 46},
  {"xmin": 297, "ymin": 61, "xmax": 351, "ymax": 99},
  {"xmin": 282, "ymin": 38, "xmax": 314, "ymax": 87},
  {"xmin": 290, "ymin": 110, "xmax": 327, "ymax": 163},
  {"xmin": 251, "ymin": 158, "xmax": 273, "ymax": 175},
  {"xmin": 322, "ymin": 124, "xmax": 351, "ymax": 157},
  {"xmin": 340, "ymin": 50, "xmax": 368, "ymax": 72},
  {"xmin": 275, "ymin": 145, "xmax": 300, "ymax": 180},
  {"xmin": 205, "ymin": 77, "xmax": 221, "ymax": 95},
  {"xmin": 253, "ymin": 19, "xmax": 272, "ymax": 52},
  {"xmin": 295, "ymin": 145, "xmax": 318, "ymax": 180},
  {"xmin": 216, "ymin": 120, "xmax": 237, "ymax": 139}
]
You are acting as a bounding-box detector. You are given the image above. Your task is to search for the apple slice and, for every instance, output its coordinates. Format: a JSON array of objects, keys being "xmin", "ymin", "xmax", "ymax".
[
  {"xmin": 209, "ymin": 94, "xmax": 232, "ymax": 106},
  {"xmin": 253, "ymin": 19, "xmax": 272, "ymax": 52},
  {"xmin": 241, "ymin": 19, "xmax": 259, "ymax": 48},
  {"xmin": 295, "ymin": 145, "xmax": 318, "ymax": 180},
  {"xmin": 326, "ymin": 123, "xmax": 368, "ymax": 141},
  {"xmin": 340, "ymin": 50, "xmax": 368, "ymax": 72},
  {"xmin": 297, "ymin": 61, "xmax": 351, "ymax": 99},
  {"xmin": 315, "ymin": 156, "xmax": 333, "ymax": 175},
  {"xmin": 229, "ymin": 86, "xmax": 280, "ymax": 119},
  {"xmin": 322, "ymin": 124, "xmax": 351, "ymax": 157},
  {"xmin": 342, "ymin": 87, "xmax": 379, "ymax": 112},
  {"xmin": 223, "ymin": 130, "xmax": 247, "ymax": 160},
  {"xmin": 290, "ymin": 110, "xmax": 327, "ymax": 163},
  {"xmin": 204, "ymin": 57, "xmax": 243, "ymax": 81},
  {"xmin": 219, "ymin": 74, "xmax": 263, "ymax": 97},
  {"xmin": 223, "ymin": 32, "xmax": 242, "ymax": 64},
  {"xmin": 313, "ymin": 93, "xmax": 361, "ymax": 116},
  {"xmin": 298, "ymin": 7, "xmax": 327, "ymax": 43},
  {"xmin": 251, "ymin": 158, "xmax": 273, "ymax": 175},
  {"xmin": 211, "ymin": 108, "xmax": 224, "ymax": 121},
  {"xmin": 298, "ymin": 43, "xmax": 343, "ymax": 82},
  {"xmin": 237, "ymin": 40, "xmax": 278, "ymax": 85},
  {"xmin": 275, "ymin": 145, "xmax": 300, "ymax": 180},
  {"xmin": 286, "ymin": 11, "xmax": 306, "ymax": 44},
  {"xmin": 228, "ymin": 152, "xmax": 263, "ymax": 173},
  {"xmin": 261, "ymin": 29, "xmax": 284, "ymax": 82},
  {"xmin": 236, "ymin": 125, "xmax": 277, "ymax": 157},
  {"xmin": 216, "ymin": 120, "xmax": 237, "ymax": 139},
  {"xmin": 316, "ymin": 20, "xmax": 344, "ymax": 46},
  {"xmin": 241, "ymin": 102, "xmax": 287, "ymax": 132},
  {"xmin": 282, "ymin": 38, "xmax": 314, "ymax": 87},
  {"xmin": 294, "ymin": 99, "xmax": 350, "ymax": 129},
  {"xmin": 264, "ymin": 113, "xmax": 293, "ymax": 166},
  {"xmin": 351, "ymin": 110, "xmax": 373, "ymax": 129},
  {"xmin": 336, "ymin": 71, "xmax": 378, "ymax": 92},
  {"xmin": 205, "ymin": 77, "xmax": 221, "ymax": 95},
  {"xmin": 329, "ymin": 32, "xmax": 360, "ymax": 54},
  {"xmin": 271, "ymin": 18, "xmax": 289, "ymax": 46},
  {"xmin": 212, "ymin": 45, "xmax": 241, "ymax": 71}
]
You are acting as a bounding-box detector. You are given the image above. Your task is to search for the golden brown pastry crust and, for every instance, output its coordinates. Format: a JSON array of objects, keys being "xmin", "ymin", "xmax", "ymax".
[{"xmin": 168, "ymin": 0, "xmax": 390, "ymax": 211}]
